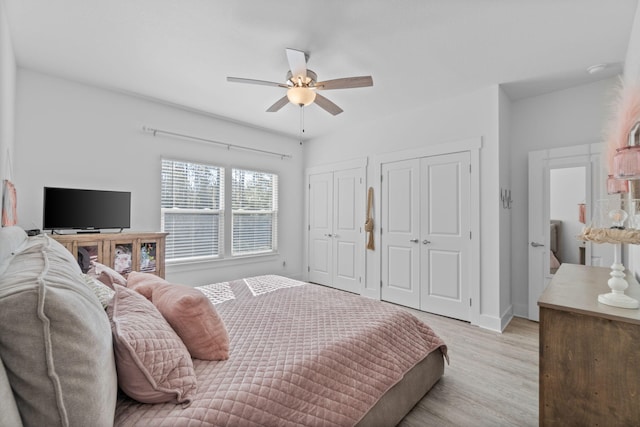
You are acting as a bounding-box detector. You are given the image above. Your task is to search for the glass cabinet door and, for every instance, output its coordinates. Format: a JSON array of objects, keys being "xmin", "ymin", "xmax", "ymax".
[
  {"xmin": 77, "ymin": 244, "xmax": 100, "ymax": 273},
  {"xmin": 112, "ymin": 242, "xmax": 133, "ymax": 275},
  {"xmin": 139, "ymin": 241, "xmax": 158, "ymax": 273}
]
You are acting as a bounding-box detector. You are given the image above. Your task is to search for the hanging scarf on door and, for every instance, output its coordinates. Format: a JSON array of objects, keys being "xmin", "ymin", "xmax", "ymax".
[{"xmin": 365, "ymin": 187, "xmax": 374, "ymax": 250}]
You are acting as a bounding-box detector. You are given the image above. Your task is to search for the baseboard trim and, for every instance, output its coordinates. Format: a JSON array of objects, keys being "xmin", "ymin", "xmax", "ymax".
[
  {"xmin": 478, "ymin": 306, "xmax": 514, "ymax": 333},
  {"xmin": 478, "ymin": 314, "xmax": 503, "ymax": 332},
  {"xmin": 512, "ymin": 302, "xmax": 529, "ymax": 319}
]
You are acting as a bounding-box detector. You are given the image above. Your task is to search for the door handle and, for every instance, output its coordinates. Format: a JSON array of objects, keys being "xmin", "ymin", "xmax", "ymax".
[
  {"xmin": 530, "ymin": 242, "xmax": 544, "ymax": 247},
  {"xmin": 409, "ymin": 238, "xmax": 419, "ymax": 243},
  {"xmin": 333, "ymin": 234, "xmax": 339, "ymax": 238},
  {"xmin": 324, "ymin": 233, "xmax": 333, "ymax": 237},
  {"xmin": 422, "ymin": 240, "xmax": 431, "ymax": 245}
]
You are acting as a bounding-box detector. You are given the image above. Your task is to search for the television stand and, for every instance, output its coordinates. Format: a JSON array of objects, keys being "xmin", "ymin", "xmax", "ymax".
[{"xmin": 50, "ymin": 232, "xmax": 167, "ymax": 278}]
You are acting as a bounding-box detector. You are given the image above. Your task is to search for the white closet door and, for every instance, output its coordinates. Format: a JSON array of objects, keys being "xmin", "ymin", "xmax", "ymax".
[
  {"xmin": 381, "ymin": 159, "xmax": 421, "ymax": 309},
  {"xmin": 332, "ymin": 168, "xmax": 362, "ymax": 293},
  {"xmin": 308, "ymin": 172, "xmax": 333, "ymax": 286},
  {"xmin": 419, "ymin": 152, "xmax": 471, "ymax": 321}
]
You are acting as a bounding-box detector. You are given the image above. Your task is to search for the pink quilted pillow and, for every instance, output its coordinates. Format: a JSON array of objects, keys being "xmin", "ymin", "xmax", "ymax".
[
  {"xmin": 127, "ymin": 272, "xmax": 230, "ymax": 361},
  {"xmin": 89, "ymin": 261, "xmax": 127, "ymax": 289},
  {"xmin": 107, "ymin": 284, "xmax": 196, "ymax": 404}
]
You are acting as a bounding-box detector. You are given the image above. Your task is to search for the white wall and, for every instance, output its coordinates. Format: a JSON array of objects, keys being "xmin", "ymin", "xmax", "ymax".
[
  {"xmin": 13, "ymin": 69, "xmax": 304, "ymax": 286},
  {"xmin": 509, "ymin": 77, "xmax": 618, "ymax": 317},
  {"xmin": 623, "ymin": 2, "xmax": 640, "ymax": 277},
  {"xmin": 499, "ymin": 87, "xmax": 513, "ymax": 327},
  {"xmin": 550, "ymin": 166, "xmax": 586, "ymax": 264},
  {"xmin": 304, "ymin": 85, "xmax": 505, "ymax": 330},
  {"xmin": 0, "ymin": 0, "xmax": 16, "ymax": 191}
]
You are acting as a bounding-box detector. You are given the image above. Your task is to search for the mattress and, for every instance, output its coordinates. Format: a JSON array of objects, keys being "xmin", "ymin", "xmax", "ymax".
[{"xmin": 115, "ymin": 275, "xmax": 447, "ymax": 426}]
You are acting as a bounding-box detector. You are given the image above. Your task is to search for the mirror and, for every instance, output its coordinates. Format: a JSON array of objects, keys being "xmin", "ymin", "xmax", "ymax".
[{"xmin": 549, "ymin": 166, "xmax": 587, "ymax": 274}]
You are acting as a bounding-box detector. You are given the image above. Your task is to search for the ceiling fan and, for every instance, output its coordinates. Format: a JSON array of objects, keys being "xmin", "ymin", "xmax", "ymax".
[{"xmin": 227, "ymin": 48, "xmax": 373, "ymax": 116}]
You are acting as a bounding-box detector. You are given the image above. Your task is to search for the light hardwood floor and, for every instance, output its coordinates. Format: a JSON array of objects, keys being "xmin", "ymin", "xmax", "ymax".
[{"xmin": 398, "ymin": 309, "xmax": 539, "ymax": 427}]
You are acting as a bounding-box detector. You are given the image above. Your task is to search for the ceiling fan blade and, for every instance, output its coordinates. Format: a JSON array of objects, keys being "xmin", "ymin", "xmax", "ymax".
[
  {"xmin": 316, "ymin": 76, "xmax": 373, "ymax": 90},
  {"xmin": 286, "ymin": 48, "xmax": 308, "ymax": 80},
  {"xmin": 314, "ymin": 93, "xmax": 343, "ymax": 116},
  {"xmin": 266, "ymin": 95, "xmax": 290, "ymax": 112},
  {"xmin": 227, "ymin": 77, "xmax": 287, "ymax": 88}
]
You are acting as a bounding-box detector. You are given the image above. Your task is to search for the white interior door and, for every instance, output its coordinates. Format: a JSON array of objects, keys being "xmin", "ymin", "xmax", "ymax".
[
  {"xmin": 381, "ymin": 159, "xmax": 421, "ymax": 309},
  {"xmin": 308, "ymin": 167, "xmax": 363, "ymax": 293},
  {"xmin": 420, "ymin": 152, "xmax": 471, "ymax": 321},
  {"xmin": 527, "ymin": 150, "xmax": 549, "ymax": 322},
  {"xmin": 308, "ymin": 172, "xmax": 333, "ymax": 286},
  {"xmin": 332, "ymin": 169, "xmax": 362, "ymax": 293}
]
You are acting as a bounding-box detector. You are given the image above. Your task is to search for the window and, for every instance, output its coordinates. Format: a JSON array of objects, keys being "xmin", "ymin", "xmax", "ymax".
[
  {"xmin": 232, "ymin": 168, "xmax": 278, "ymax": 256},
  {"xmin": 161, "ymin": 159, "xmax": 224, "ymax": 261},
  {"xmin": 161, "ymin": 160, "xmax": 278, "ymax": 262}
]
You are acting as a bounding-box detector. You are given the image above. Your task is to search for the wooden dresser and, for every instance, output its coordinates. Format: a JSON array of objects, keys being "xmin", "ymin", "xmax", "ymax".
[
  {"xmin": 538, "ymin": 263, "xmax": 640, "ymax": 426},
  {"xmin": 51, "ymin": 232, "xmax": 167, "ymax": 278}
]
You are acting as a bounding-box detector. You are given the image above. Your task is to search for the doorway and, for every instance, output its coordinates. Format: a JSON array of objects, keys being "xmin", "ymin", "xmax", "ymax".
[
  {"xmin": 549, "ymin": 166, "xmax": 587, "ymax": 272},
  {"xmin": 527, "ymin": 143, "xmax": 611, "ymax": 321}
]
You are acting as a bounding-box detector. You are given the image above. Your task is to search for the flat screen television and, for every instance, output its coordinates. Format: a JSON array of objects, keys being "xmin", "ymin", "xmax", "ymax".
[{"xmin": 43, "ymin": 187, "xmax": 131, "ymax": 232}]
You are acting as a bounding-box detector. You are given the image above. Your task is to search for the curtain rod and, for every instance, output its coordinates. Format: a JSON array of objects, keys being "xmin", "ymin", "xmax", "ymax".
[{"xmin": 142, "ymin": 126, "xmax": 292, "ymax": 160}]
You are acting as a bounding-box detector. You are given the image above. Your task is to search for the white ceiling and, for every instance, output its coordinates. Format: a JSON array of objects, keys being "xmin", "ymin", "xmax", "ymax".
[{"xmin": 3, "ymin": 0, "xmax": 638, "ymax": 140}]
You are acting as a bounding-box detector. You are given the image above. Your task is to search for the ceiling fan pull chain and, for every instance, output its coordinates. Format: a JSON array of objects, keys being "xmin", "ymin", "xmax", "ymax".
[{"xmin": 299, "ymin": 105, "xmax": 304, "ymax": 145}]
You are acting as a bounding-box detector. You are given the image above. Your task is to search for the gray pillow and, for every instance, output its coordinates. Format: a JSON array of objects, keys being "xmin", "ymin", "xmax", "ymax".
[
  {"xmin": 0, "ymin": 356, "xmax": 22, "ymax": 427},
  {"xmin": 0, "ymin": 234, "xmax": 117, "ymax": 427}
]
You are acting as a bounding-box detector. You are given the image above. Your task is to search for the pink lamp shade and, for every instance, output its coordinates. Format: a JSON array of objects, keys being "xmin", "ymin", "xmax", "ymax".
[
  {"xmin": 606, "ymin": 174, "xmax": 629, "ymax": 194},
  {"xmin": 614, "ymin": 146, "xmax": 640, "ymax": 180}
]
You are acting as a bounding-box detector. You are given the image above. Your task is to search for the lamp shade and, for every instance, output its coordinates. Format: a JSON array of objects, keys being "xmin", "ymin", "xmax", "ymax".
[
  {"xmin": 614, "ymin": 146, "xmax": 640, "ymax": 180},
  {"xmin": 607, "ymin": 175, "xmax": 629, "ymax": 194},
  {"xmin": 287, "ymin": 87, "xmax": 316, "ymax": 106}
]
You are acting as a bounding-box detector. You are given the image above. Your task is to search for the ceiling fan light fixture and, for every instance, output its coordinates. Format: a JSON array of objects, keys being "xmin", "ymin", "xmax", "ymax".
[{"xmin": 287, "ymin": 86, "xmax": 316, "ymax": 106}]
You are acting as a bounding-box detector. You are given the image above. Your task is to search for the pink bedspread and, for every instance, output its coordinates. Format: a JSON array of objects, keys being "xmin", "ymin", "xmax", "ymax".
[{"xmin": 115, "ymin": 275, "xmax": 447, "ymax": 426}]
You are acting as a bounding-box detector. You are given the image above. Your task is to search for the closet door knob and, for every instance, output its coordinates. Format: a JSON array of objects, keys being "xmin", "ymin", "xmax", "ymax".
[
  {"xmin": 324, "ymin": 233, "xmax": 333, "ymax": 237},
  {"xmin": 409, "ymin": 238, "xmax": 419, "ymax": 243},
  {"xmin": 422, "ymin": 240, "xmax": 431, "ymax": 245},
  {"xmin": 530, "ymin": 242, "xmax": 544, "ymax": 247}
]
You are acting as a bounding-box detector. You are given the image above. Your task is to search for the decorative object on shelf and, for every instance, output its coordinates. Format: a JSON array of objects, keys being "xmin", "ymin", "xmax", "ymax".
[
  {"xmin": 579, "ymin": 198, "xmax": 640, "ymax": 309},
  {"xmin": 591, "ymin": 79, "xmax": 640, "ymax": 309},
  {"xmin": 614, "ymin": 121, "xmax": 640, "ymax": 180},
  {"xmin": 604, "ymin": 78, "xmax": 640, "ymax": 176},
  {"xmin": 578, "ymin": 203, "xmax": 586, "ymax": 224},
  {"xmin": 606, "ymin": 174, "xmax": 629, "ymax": 194}
]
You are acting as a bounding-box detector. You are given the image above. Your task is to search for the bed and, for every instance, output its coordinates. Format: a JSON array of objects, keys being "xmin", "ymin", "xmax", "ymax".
[
  {"xmin": 0, "ymin": 227, "xmax": 447, "ymax": 427},
  {"xmin": 115, "ymin": 275, "xmax": 448, "ymax": 426}
]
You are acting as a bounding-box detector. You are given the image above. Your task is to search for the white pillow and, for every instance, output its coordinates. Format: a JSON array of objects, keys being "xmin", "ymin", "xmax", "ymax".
[
  {"xmin": 0, "ymin": 226, "xmax": 28, "ymax": 277},
  {"xmin": 0, "ymin": 234, "xmax": 117, "ymax": 426}
]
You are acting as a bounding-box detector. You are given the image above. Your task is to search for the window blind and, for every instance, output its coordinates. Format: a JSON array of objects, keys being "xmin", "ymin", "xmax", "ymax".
[
  {"xmin": 161, "ymin": 159, "xmax": 224, "ymax": 261},
  {"xmin": 231, "ymin": 168, "xmax": 278, "ymax": 255}
]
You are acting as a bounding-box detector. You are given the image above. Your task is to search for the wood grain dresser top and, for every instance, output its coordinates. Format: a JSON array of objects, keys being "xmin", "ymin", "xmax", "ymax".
[{"xmin": 538, "ymin": 263, "xmax": 640, "ymax": 325}]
